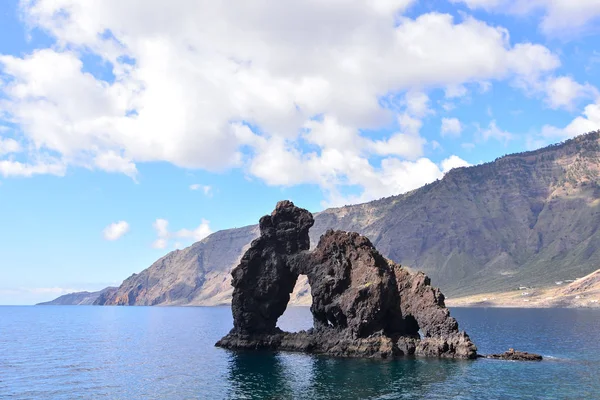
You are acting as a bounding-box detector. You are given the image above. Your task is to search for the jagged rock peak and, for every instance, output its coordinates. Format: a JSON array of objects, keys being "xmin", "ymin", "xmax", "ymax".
[
  {"xmin": 257, "ymin": 200, "xmax": 314, "ymax": 254},
  {"xmin": 217, "ymin": 201, "xmax": 477, "ymax": 359}
]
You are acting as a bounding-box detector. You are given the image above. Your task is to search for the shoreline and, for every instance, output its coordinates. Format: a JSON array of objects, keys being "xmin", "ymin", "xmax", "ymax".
[{"xmin": 445, "ymin": 289, "xmax": 600, "ymax": 309}]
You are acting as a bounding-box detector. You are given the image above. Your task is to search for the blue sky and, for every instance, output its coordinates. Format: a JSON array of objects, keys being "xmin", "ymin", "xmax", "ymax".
[{"xmin": 1, "ymin": 0, "xmax": 599, "ymax": 305}]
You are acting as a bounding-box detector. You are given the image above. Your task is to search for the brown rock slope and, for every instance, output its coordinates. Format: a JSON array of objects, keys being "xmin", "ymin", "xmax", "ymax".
[
  {"xmin": 446, "ymin": 268, "xmax": 600, "ymax": 308},
  {"xmin": 216, "ymin": 201, "xmax": 476, "ymax": 359},
  {"xmin": 97, "ymin": 226, "xmax": 259, "ymax": 305},
  {"xmin": 93, "ymin": 130, "xmax": 600, "ymax": 306}
]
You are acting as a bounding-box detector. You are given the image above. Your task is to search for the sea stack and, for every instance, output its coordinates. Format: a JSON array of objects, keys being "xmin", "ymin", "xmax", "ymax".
[{"xmin": 216, "ymin": 201, "xmax": 477, "ymax": 359}]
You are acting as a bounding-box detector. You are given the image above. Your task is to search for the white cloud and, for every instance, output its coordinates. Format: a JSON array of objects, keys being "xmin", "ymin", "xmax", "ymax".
[
  {"xmin": 370, "ymin": 133, "xmax": 426, "ymax": 159},
  {"xmin": 535, "ymin": 0, "xmax": 600, "ymax": 36},
  {"xmin": 0, "ymin": 159, "xmax": 66, "ymax": 178},
  {"xmin": 442, "ymin": 102, "xmax": 455, "ymax": 112},
  {"xmin": 450, "ymin": 0, "xmax": 600, "ymax": 36},
  {"xmin": 103, "ymin": 221, "xmax": 130, "ymax": 241},
  {"xmin": 2, "ymin": 129, "xmax": 58, "ymax": 180},
  {"xmin": 152, "ymin": 218, "xmax": 212, "ymax": 249},
  {"xmin": 404, "ymin": 91, "xmax": 432, "ymax": 118},
  {"xmin": 543, "ymin": 76, "xmax": 598, "ymax": 110},
  {"xmin": 478, "ymin": 81, "xmax": 492, "ymax": 93},
  {"xmin": 153, "ymin": 218, "xmax": 169, "ymax": 237},
  {"xmin": 441, "ymin": 117, "xmax": 463, "ymax": 138},
  {"xmin": 450, "ymin": 0, "xmax": 505, "ymax": 9},
  {"xmin": 444, "ymin": 84, "xmax": 468, "ymax": 99},
  {"xmin": 441, "ymin": 155, "xmax": 471, "ymax": 172},
  {"xmin": 247, "ymin": 109, "xmax": 430, "ymax": 194},
  {"xmin": 152, "ymin": 238, "xmax": 168, "ymax": 250},
  {"xmin": 539, "ymin": 100, "xmax": 600, "ymax": 142},
  {"xmin": 0, "ymin": 138, "xmax": 21, "ymax": 155},
  {"xmin": 325, "ymin": 155, "xmax": 471, "ymax": 207},
  {"xmin": 189, "ymin": 183, "xmax": 212, "ymax": 196},
  {"xmin": 369, "ymin": 0, "xmax": 417, "ymax": 14},
  {"xmin": 94, "ymin": 151, "xmax": 138, "ymax": 179},
  {"xmin": 151, "ymin": 218, "xmax": 169, "ymax": 249},
  {"xmin": 0, "ymin": 2, "xmax": 562, "ymax": 202},
  {"xmin": 479, "ymin": 120, "xmax": 515, "ymax": 144},
  {"xmin": 511, "ymin": 74, "xmax": 597, "ymax": 112},
  {"xmin": 175, "ymin": 220, "xmax": 212, "ymax": 241}
]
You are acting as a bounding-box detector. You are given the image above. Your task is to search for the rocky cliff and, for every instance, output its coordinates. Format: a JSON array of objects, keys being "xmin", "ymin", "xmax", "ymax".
[{"xmin": 62, "ymin": 130, "xmax": 600, "ymax": 306}]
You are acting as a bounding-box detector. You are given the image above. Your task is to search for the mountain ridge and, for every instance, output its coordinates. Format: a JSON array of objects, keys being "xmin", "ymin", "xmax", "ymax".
[
  {"xmin": 43, "ymin": 130, "xmax": 600, "ymax": 306},
  {"xmin": 37, "ymin": 287, "xmax": 118, "ymax": 305}
]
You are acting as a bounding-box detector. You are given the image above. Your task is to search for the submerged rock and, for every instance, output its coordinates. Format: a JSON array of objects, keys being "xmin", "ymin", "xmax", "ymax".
[
  {"xmin": 485, "ymin": 349, "xmax": 543, "ymax": 361},
  {"xmin": 216, "ymin": 201, "xmax": 478, "ymax": 359}
]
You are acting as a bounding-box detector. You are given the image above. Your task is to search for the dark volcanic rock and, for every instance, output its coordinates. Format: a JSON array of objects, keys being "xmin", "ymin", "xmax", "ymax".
[
  {"xmin": 230, "ymin": 200, "xmax": 314, "ymax": 334},
  {"xmin": 216, "ymin": 201, "xmax": 477, "ymax": 359},
  {"xmin": 394, "ymin": 267, "xmax": 477, "ymax": 359},
  {"xmin": 303, "ymin": 230, "xmax": 407, "ymax": 338},
  {"xmin": 485, "ymin": 349, "xmax": 543, "ymax": 361},
  {"xmin": 394, "ymin": 268, "xmax": 458, "ymax": 337}
]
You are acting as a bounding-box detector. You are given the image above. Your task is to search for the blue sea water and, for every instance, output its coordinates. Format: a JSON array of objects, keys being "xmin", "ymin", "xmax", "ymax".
[{"xmin": 0, "ymin": 306, "xmax": 599, "ymax": 399}]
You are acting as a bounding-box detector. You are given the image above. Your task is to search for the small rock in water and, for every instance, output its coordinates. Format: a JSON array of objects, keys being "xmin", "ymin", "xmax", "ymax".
[{"xmin": 486, "ymin": 348, "xmax": 543, "ymax": 361}]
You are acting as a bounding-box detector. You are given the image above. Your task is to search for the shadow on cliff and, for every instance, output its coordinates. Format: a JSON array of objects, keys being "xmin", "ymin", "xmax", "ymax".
[{"xmin": 224, "ymin": 350, "xmax": 469, "ymax": 399}]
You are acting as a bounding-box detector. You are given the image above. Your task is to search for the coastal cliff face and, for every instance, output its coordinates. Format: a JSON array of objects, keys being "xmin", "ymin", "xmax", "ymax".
[
  {"xmin": 95, "ymin": 226, "xmax": 259, "ymax": 306},
  {"xmin": 216, "ymin": 201, "xmax": 476, "ymax": 359},
  {"xmin": 89, "ymin": 131, "xmax": 600, "ymax": 306}
]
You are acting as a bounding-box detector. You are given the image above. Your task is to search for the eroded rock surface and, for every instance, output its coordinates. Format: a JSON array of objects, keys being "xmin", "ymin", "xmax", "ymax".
[
  {"xmin": 216, "ymin": 201, "xmax": 477, "ymax": 359},
  {"xmin": 230, "ymin": 200, "xmax": 314, "ymax": 333},
  {"xmin": 302, "ymin": 230, "xmax": 406, "ymax": 339}
]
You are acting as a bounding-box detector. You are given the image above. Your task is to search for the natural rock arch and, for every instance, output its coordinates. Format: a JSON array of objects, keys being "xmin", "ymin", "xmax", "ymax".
[{"xmin": 217, "ymin": 201, "xmax": 477, "ymax": 359}]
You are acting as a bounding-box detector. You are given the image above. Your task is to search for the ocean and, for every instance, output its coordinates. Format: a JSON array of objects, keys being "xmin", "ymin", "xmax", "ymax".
[{"xmin": 1, "ymin": 306, "xmax": 598, "ymax": 399}]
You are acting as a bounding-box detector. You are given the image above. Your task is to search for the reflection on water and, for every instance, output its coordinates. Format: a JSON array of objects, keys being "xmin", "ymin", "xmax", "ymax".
[{"xmin": 225, "ymin": 349, "xmax": 469, "ymax": 400}]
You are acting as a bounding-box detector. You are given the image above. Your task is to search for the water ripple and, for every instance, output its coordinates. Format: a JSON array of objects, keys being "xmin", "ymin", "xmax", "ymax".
[{"xmin": 0, "ymin": 306, "xmax": 599, "ymax": 399}]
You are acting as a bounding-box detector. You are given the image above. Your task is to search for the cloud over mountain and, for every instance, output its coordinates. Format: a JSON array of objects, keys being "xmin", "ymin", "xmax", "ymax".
[{"xmin": 1, "ymin": 0, "xmax": 580, "ymax": 204}]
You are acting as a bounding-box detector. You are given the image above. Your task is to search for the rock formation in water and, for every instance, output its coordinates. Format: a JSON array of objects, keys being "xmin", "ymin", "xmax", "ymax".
[
  {"xmin": 485, "ymin": 349, "xmax": 543, "ymax": 361},
  {"xmin": 216, "ymin": 201, "xmax": 478, "ymax": 359}
]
